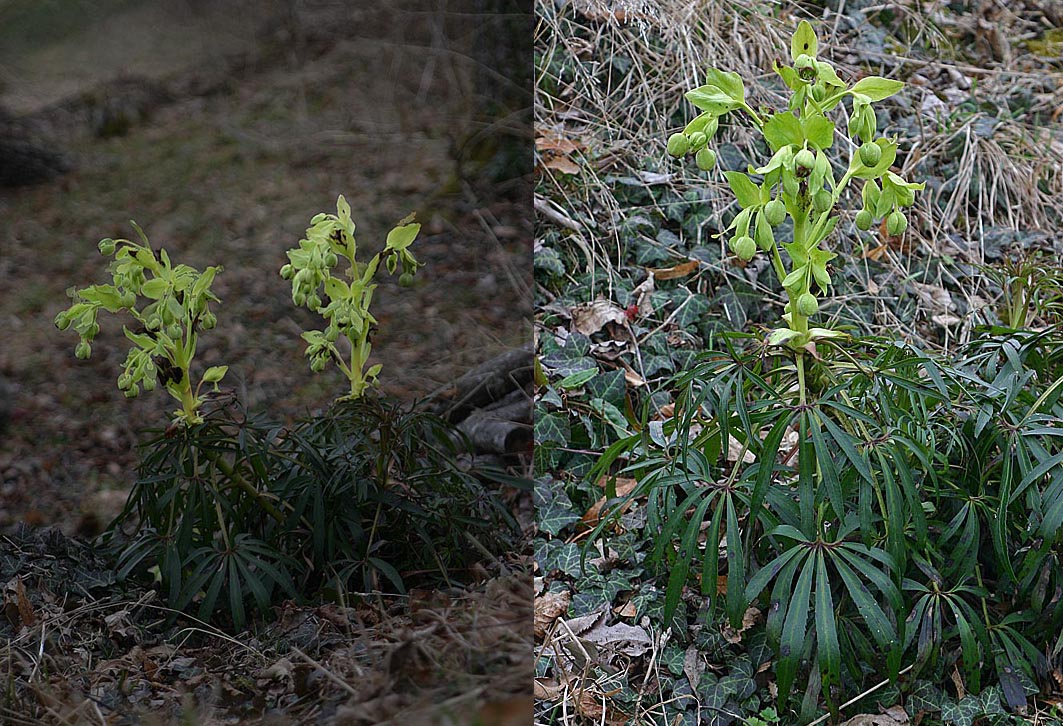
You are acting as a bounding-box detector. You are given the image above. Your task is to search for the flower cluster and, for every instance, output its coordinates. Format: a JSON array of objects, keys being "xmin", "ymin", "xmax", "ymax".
[
  {"xmin": 54, "ymin": 223, "xmax": 226, "ymax": 424},
  {"xmin": 668, "ymin": 21, "xmax": 925, "ymax": 348},
  {"xmin": 280, "ymin": 195, "xmax": 421, "ymax": 399}
]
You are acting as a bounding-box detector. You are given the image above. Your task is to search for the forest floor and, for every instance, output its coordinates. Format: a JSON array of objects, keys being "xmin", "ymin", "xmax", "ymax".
[{"xmin": 0, "ymin": 1, "xmax": 532, "ymax": 723}]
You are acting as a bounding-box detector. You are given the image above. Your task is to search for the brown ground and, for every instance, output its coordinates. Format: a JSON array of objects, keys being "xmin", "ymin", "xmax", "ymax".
[{"xmin": 0, "ymin": 0, "xmax": 531, "ymax": 535}]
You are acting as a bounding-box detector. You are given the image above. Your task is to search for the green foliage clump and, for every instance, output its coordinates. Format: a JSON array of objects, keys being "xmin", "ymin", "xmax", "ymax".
[
  {"xmin": 109, "ymin": 400, "xmax": 515, "ymax": 630},
  {"xmin": 56, "ymin": 199, "xmax": 515, "ymax": 631},
  {"xmin": 582, "ymin": 21, "xmax": 1063, "ymax": 721}
]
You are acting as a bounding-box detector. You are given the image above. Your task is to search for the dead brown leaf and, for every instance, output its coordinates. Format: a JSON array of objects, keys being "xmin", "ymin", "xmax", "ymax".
[
  {"xmin": 543, "ymin": 155, "xmax": 581, "ymax": 175},
  {"xmin": 581, "ymin": 477, "xmax": 639, "ymax": 528},
  {"xmin": 571, "ymin": 299, "xmax": 628, "ymax": 336},
  {"xmin": 721, "ymin": 606, "xmax": 763, "ymax": 644},
  {"xmin": 534, "ymin": 590, "xmax": 571, "ymax": 639},
  {"xmin": 649, "ymin": 259, "xmax": 699, "ymax": 280}
]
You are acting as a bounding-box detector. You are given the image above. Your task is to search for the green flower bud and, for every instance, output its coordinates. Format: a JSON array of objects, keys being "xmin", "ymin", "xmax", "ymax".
[
  {"xmin": 326, "ymin": 326, "xmax": 340, "ymax": 342},
  {"xmin": 310, "ymin": 357, "xmax": 327, "ymax": 372},
  {"xmin": 796, "ymin": 293, "xmax": 819, "ymax": 317},
  {"xmin": 847, "ymin": 113, "xmax": 862, "ymax": 140},
  {"xmin": 146, "ymin": 315, "xmax": 162, "ymax": 330},
  {"xmin": 794, "ymin": 54, "xmax": 817, "ymax": 81},
  {"xmin": 98, "ymin": 238, "xmax": 116, "ymax": 256},
  {"xmin": 887, "ymin": 210, "xmax": 908, "ymax": 236},
  {"xmin": 119, "ymin": 292, "xmax": 137, "ymax": 308},
  {"xmin": 75, "ymin": 341, "xmax": 91, "ymax": 360},
  {"xmin": 54, "ymin": 312, "xmax": 71, "ymax": 331},
  {"xmin": 810, "ymin": 83, "xmax": 826, "ymax": 102},
  {"xmin": 858, "ymin": 142, "xmax": 881, "ymax": 167},
  {"xmin": 166, "ymin": 324, "xmax": 181, "ymax": 340},
  {"xmin": 688, "ymin": 131, "xmax": 707, "ymax": 151},
  {"xmin": 117, "ymin": 373, "xmax": 131, "ymax": 389},
  {"xmin": 764, "ymin": 198, "xmax": 786, "ymax": 226},
  {"xmin": 855, "ymin": 209, "xmax": 874, "ymax": 231},
  {"xmin": 695, "ymin": 147, "xmax": 717, "ymax": 171},
  {"xmin": 733, "ymin": 235, "xmax": 756, "ymax": 261},
  {"xmin": 124, "ymin": 387, "xmax": 139, "ymax": 398},
  {"xmin": 201, "ymin": 312, "xmax": 217, "ymax": 330},
  {"xmin": 142, "ymin": 376, "xmax": 156, "ymax": 392},
  {"xmin": 293, "ymin": 290, "xmax": 307, "ymax": 306},
  {"xmin": 399, "ymin": 272, "xmax": 415, "ymax": 287},
  {"xmin": 667, "ymin": 133, "xmax": 690, "ymax": 157},
  {"xmin": 308, "ymin": 294, "xmax": 321, "ymax": 310},
  {"xmin": 754, "ymin": 213, "xmax": 775, "ymax": 251},
  {"xmin": 795, "ymin": 148, "xmax": 815, "ymax": 170},
  {"xmin": 280, "ymin": 264, "xmax": 294, "ymax": 280},
  {"xmin": 813, "ymin": 189, "xmax": 833, "ymax": 213},
  {"xmin": 782, "ymin": 173, "xmax": 800, "ymax": 198},
  {"xmin": 325, "ymin": 253, "xmax": 338, "ymax": 268}
]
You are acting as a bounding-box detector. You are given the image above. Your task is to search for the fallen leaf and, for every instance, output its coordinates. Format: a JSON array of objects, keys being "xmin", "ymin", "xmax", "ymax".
[
  {"xmin": 721, "ymin": 606, "xmax": 763, "ymax": 644},
  {"xmin": 15, "ymin": 578, "xmax": 35, "ymax": 627},
  {"xmin": 534, "ymin": 590, "xmax": 571, "ymax": 639},
  {"xmin": 571, "ymin": 299, "xmax": 628, "ymax": 336},
  {"xmin": 582, "ymin": 477, "xmax": 639, "ymax": 528},
  {"xmin": 536, "ymin": 134, "xmax": 584, "ymax": 155},
  {"xmin": 684, "ymin": 645, "xmax": 705, "ymax": 691},
  {"xmin": 910, "ymin": 281, "xmax": 955, "ymax": 313},
  {"xmin": 475, "ymin": 697, "xmax": 534, "ymax": 726},
  {"xmin": 533, "ymin": 678, "xmax": 563, "ymax": 700},
  {"xmin": 615, "ymin": 601, "xmax": 637, "ymax": 618},
  {"xmin": 623, "ymin": 367, "xmax": 644, "ymax": 387},
  {"xmin": 589, "ymin": 339, "xmax": 630, "ymax": 360},
  {"xmin": 932, "ymin": 313, "xmax": 963, "ymax": 327},
  {"xmin": 649, "ymin": 260, "xmax": 699, "ymax": 280},
  {"xmin": 580, "ymin": 620, "xmax": 652, "ymax": 656},
  {"xmin": 544, "ymin": 156, "xmax": 581, "ymax": 175}
]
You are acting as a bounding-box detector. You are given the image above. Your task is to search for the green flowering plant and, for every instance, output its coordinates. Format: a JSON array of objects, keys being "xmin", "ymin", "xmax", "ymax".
[
  {"xmin": 54, "ymin": 222, "xmax": 226, "ymax": 425},
  {"xmin": 280, "ymin": 195, "xmax": 421, "ymax": 400},
  {"xmin": 668, "ymin": 20, "xmax": 924, "ymax": 354}
]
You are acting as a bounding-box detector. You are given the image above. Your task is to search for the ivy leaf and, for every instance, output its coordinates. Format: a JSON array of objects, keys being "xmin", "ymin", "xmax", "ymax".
[
  {"xmin": 790, "ymin": 20, "xmax": 818, "ymax": 61},
  {"xmin": 535, "ymin": 411, "xmax": 570, "ymax": 445},
  {"xmin": 850, "ymin": 76, "xmax": 905, "ymax": 102},
  {"xmin": 557, "ymin": 368, "xmax": 597, "ymax": 390},
  {"xmin": 723, "ymin": 171, "xmax": 762, "ymax": 209},
  {"xmin": 762, "ymin": 112, "xmax": 804, "ymax": 151}
]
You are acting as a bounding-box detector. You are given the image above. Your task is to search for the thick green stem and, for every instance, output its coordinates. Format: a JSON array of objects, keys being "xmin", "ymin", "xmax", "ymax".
[{"xmin": 208, "ymin": 452, "xmax": 286, "ymax": 525}]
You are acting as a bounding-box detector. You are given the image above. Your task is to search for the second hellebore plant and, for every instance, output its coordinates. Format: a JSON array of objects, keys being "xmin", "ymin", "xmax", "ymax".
[
  {"xmin": 54, "ymin": 223, "xmax": 227, "ymax": 425},
  {"xmin": 280, "ymin": 195, "xmax": 422, "ymax": 400},
  {"xmin": 668, "ymin": 20, "xmax": 923, "ymax": 356}
]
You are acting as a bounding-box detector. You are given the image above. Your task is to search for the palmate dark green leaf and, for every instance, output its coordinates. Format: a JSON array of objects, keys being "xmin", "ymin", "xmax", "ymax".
[
  {"xmin": 724, "ymin": 496, "xmax": 747, "ymax": 628},
  {"xmin": 832, "ymin": 548, "xmax": 899, "ymax": 649},
  {"xmin": 749, "ymin": 414, "xmax": 795, "ymax": 520},
  {"xmin": 814, "ymin": 551, "xmax": 841, "ymax": 690},
  {"xmin": 809, "ymin": 418, "xmax": 845, "ymax": 520},
  {"xmin": 662, "ymin": 486, "xmax": 720, "ymax": 625},
  {"xmin": 777, "ymin": 549, "xmax": 815, "ymax": 696},
  {"xmin": 817, "ymin": 411, "xmax": 874, "ymax": 486}
]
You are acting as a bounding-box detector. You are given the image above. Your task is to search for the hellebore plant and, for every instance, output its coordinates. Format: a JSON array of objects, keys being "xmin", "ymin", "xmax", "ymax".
[
  {"xmin": 280, "ymin": 195, "xmax": 421, "ymax": 400},
  {"xmin": 54, "ymin": 222, "xmax": 227, "ymax": 425},
  {"xmin": 668, "ymin": 21, "xmax": 923, "ymax": 364}
]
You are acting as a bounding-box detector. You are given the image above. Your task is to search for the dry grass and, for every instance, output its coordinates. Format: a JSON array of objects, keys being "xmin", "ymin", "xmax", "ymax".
[{"xmin": 534, "ymin": 0, "xmax": 1063, "ymax": 348}]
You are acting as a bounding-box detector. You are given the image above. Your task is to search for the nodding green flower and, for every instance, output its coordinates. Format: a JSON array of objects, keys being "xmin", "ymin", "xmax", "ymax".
[
  {"xmin": 667, "ymin": 132, "xmax": 690, "ymax": 157},
  {"xmin": 887, "ymin": 210, "xmax": 908, "ymax": 236},
  {"xmin": 55, "ymin": 223, "xmax": 226, "ymax": 425},
  {"xmin": 695, "ymin": 147, "xmax": 717, "ymax": 171}
]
